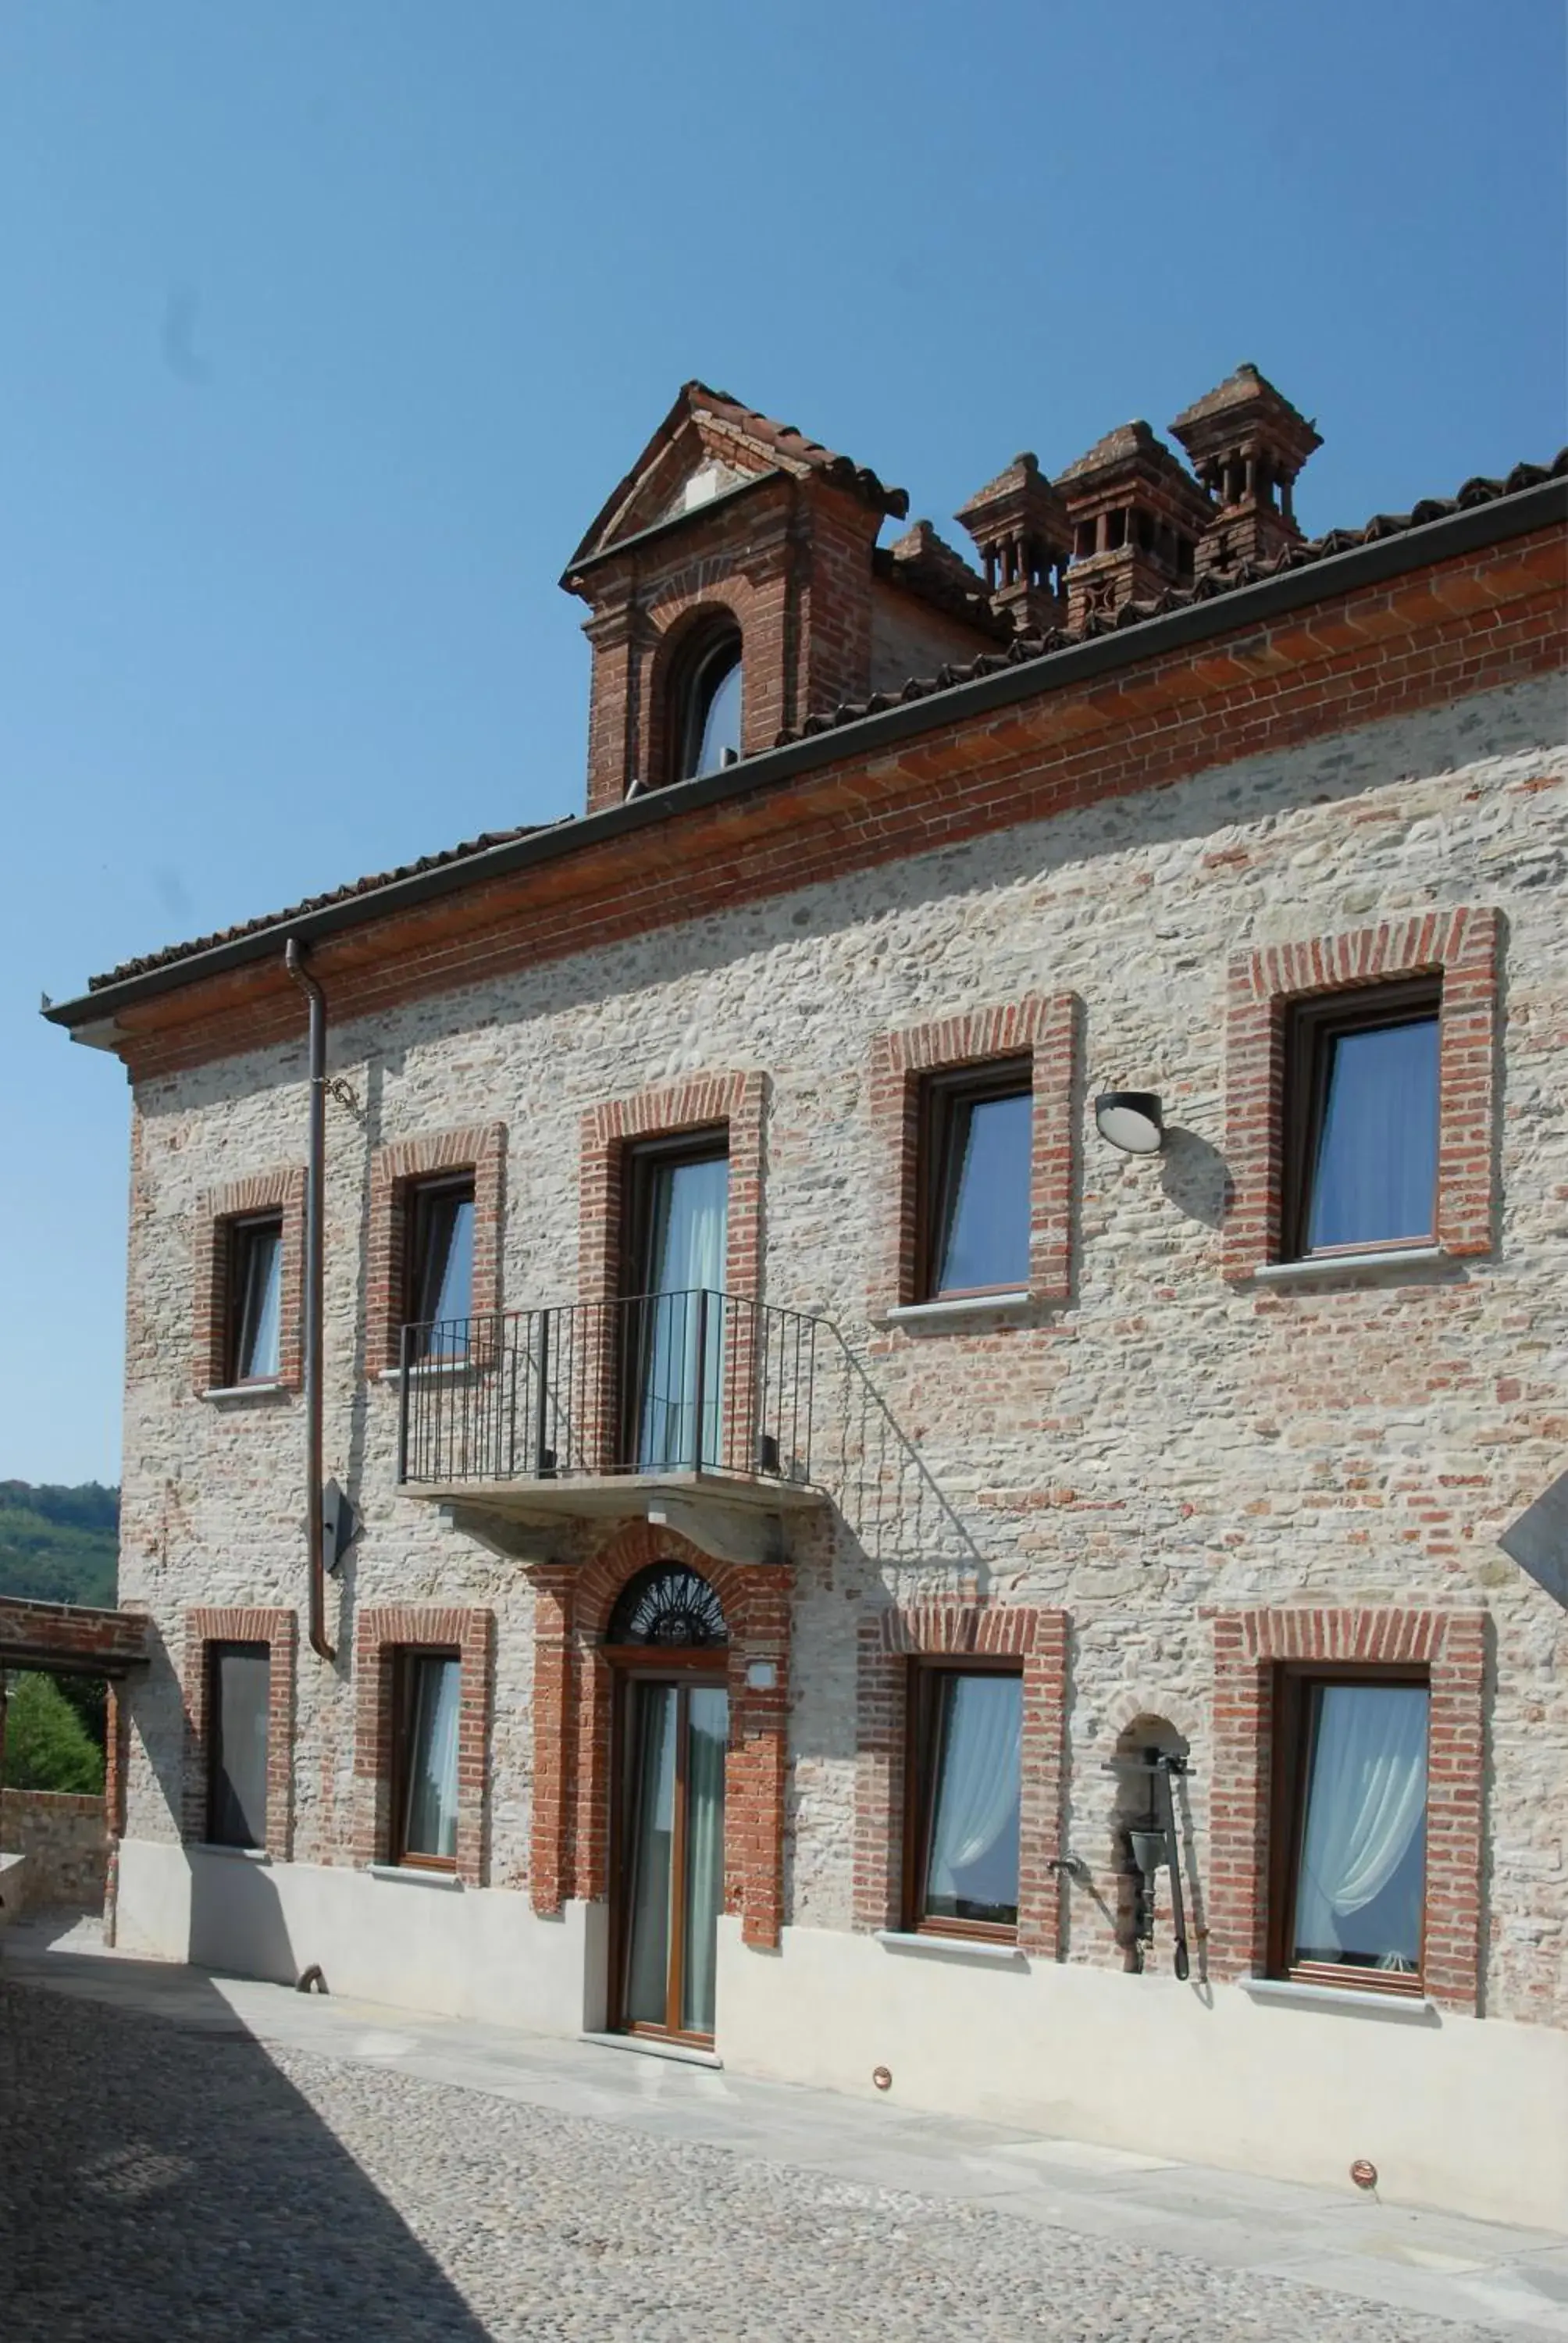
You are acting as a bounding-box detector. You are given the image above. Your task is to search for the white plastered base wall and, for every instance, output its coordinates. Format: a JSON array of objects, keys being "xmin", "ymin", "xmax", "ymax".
[
  {"xmin": 112, "ymin": 1847, "xmax": 1566, "ymax": 2231},
  {"xmin": 713, "ymin": 1920, "xmax": 1568, "ymax": 2233},
  {"xmin": 115, "ymin": 1838, "xmax": 608, "ymax": 2037}
]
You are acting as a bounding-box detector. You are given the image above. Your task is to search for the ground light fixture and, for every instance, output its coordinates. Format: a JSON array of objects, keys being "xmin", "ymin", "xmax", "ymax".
[{"xmin": 1095, "ymin": 1092, "xmax": 1165, "ymax": 1154}]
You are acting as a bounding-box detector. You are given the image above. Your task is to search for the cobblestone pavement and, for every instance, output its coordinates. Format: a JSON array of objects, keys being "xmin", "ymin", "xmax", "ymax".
[{"xmin": 0, "ymin": 1975, "xmax": 1523, "ymax": 2343}]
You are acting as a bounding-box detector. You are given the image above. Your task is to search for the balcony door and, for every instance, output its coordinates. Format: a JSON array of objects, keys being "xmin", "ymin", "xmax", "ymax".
[{"xmin": 625, "ymin": 1137, "xmax": 729, "ymax": 1472}]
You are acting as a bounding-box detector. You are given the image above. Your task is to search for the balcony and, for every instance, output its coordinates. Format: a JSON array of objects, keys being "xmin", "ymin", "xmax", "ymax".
[{"xmin": 394, "ymin": 1290, "xmax": 826, "ymax": 1562}]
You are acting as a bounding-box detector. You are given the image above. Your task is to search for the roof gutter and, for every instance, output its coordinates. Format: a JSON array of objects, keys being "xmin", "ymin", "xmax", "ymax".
[{"xmin": 45, "ymin": 473, "xmax": 1566, "ymax": 1039}]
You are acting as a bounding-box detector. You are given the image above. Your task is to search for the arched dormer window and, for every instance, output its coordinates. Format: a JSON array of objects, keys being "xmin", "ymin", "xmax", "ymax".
[{"xmin": 674, "ymin": 624, "xmax": 743, "ymax": 781}]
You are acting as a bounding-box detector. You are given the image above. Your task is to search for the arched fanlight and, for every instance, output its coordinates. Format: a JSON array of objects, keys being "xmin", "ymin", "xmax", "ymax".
[{"xmin": 606, "ymin": 1562, "xmax": 728, "ymax": 1649}]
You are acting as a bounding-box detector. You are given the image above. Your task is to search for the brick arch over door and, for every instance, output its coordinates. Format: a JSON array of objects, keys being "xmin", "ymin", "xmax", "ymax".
[{"xmin": 526, "ymin": 1521, "xmax": 791, "ymax": 1949}]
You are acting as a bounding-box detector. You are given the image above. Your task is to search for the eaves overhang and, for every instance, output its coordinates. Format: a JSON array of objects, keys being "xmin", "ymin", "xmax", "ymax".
[{"xmin": 44, "ymin": 472, "xmax": 1567, "ymax": 1040}]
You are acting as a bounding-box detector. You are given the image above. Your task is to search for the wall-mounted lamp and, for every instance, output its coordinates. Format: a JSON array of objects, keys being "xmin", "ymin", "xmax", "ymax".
[{"xmin": 1095, "ymin": 1092, "xmax": 1165, "ymax": 1155}]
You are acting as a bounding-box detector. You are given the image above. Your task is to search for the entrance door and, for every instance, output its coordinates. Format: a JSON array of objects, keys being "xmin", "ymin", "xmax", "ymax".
[
  {"xmin": 626, "ymin": 1142, "xmax": 729, "ymax": 1471},
  {"xmin": 616, "ymin": 1674, "xmax": 729, "ymax": 2043}
]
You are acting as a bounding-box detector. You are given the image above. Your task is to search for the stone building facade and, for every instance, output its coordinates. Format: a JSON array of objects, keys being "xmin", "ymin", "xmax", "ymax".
[{"xmin": 48, "ymin": 376, "xmax": 1567, "ymax": 2227}]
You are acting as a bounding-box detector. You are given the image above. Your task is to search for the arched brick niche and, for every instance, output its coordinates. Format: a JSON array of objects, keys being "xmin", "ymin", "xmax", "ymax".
[
  {"xmin": 526, "ymin": 1521, "xmax": 792, "ymax": 1949},
  {"xmin": 852, "ymin": 1599, "xmax": 1069, "ymax": 1956}
]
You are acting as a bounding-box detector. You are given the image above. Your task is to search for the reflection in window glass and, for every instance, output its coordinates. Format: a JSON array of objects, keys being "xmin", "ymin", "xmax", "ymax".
[
  {"xmin": 931, "ymin": 1086, "xmax": 1032, "ymax": 1295},
  {"xmin": 918, "ymin": 1671, "xmax": 1022, "ymax": 1928},
  {"xmin": 1292, "ymin": 1681, "xmax": 1427, "ymax": 1973},
  {"xmin": 410, "ymin": 1184, "xmax": 475, "ymax": 1357},
  {"xmin": 1305, "ymin": 1016, "xmax": 1438, "ymax": 1252},
  {"xmin": 400, "ymin": 1654, "xmax": 461, "ymax": 1863},
  {"xmin": 679, "ymin": 636, "xmax": 743, "ymax": 779},
  {"xmin": 208, "ymin": 1643, "xmax": 270, "ymax": 1848},
  {"xmin": 232, "ymin": 1221, "xmax": 283, "ymax": 1383}
]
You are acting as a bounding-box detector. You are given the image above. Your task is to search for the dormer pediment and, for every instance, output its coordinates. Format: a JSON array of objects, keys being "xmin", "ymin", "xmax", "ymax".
[{"xmin": 564, "ymin": 381, "xmax": 908, "ymax": 580}]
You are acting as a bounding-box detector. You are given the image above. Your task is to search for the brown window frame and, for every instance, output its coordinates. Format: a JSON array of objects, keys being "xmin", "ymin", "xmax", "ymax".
[
  {"xmin": 902, "ymin": 1655, "xmax": 1024, "ymax": 1945},
  {"xmin": 1267, "ymin": 1661, "xmax": 1431, "ymax": 1998},
  {"xmin": 402, "ymin": 1173, "xmax": 478, "ymax": 1349},
  {"xmin": 917, "ymin": 1057, "xmax": 1033, "ymax": 1302},
  {"xmin": 389, "ymin": 1645, "xmax": 463, "ymax": 1873},
  {"xmin": 1282, "ymin": 977, "xmax": 1442, "ymax": 1262},
  {"xmin": 205, "ymin": 1639, "xmax": 272, "ymax": 1849},
  {"xmin": 226, "ymin": 1212, "xmax": 286, "ymax": 1386}
]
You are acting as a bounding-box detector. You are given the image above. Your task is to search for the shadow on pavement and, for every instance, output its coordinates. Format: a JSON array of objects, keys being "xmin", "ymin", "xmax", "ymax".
[{"xmin": 0, "ymin": 1964, "xmax": 493, "ymax": 2342}]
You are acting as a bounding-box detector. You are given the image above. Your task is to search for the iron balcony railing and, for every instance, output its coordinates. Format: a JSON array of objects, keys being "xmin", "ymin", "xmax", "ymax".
[{"xmin": 395, "ymin": 1289, "xmax": 821, "ymax": 1492}]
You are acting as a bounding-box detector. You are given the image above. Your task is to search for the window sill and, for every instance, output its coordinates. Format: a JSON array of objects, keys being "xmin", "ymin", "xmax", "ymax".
[
  {"xmin": 196, "ymin": 1842, "xmax": 272, "ymax": 1864},
  {"xmin": 376, "ymin": 1361, "xmax": 479, "ymax": 1384},
  {"xmin": 1238, "ymin": 1974, "xmax": 1437, "ymax": 2020},
  {"xmin": 1253, "ymin": 1244, "xmax": 1446, "ymax": 1286},
  {"xmin": 368, "ymin": 1863, "xmax": 465, "ymax": 1890},
  {"xmin": 580, "ymin": 2031, "xmax": 724, "ymax": 2070},
  {"xmin": 882, "ymin": 1291, "xmax": 1032, "ymax": 1328},
  {"xmin": 201, "ymin": 1380, "xmax": 290, "ymax": 1403},
  {"xmin": 875, "ymin": 1928, "xmax": 1027, "ymax": 1965}
]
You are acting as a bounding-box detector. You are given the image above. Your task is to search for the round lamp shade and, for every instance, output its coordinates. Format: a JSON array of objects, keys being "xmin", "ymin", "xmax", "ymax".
[{"xmin": 1095, "ymin": 1092, "xmax": 1165, "ymax": 1155}]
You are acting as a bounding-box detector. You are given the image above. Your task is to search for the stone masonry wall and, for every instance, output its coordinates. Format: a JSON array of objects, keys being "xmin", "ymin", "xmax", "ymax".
[
  {"xmin": 116, "ymin": 671, "xmax": 1567, "ymax": 2026},
  {"xmin": 0, "ymin": 1790, "xmax": 108, "ymax": 1913}
]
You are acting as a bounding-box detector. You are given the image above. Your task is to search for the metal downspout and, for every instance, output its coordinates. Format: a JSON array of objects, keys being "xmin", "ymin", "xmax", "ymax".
[{"xmin": 284, "ymin": 939, "xmax": 335, "ymax": 1663}]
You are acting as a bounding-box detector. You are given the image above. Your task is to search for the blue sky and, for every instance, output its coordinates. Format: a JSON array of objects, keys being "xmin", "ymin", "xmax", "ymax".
[{"xmin": 3, "ymin": 0, "xmax": 1563, "ymax": 1485}]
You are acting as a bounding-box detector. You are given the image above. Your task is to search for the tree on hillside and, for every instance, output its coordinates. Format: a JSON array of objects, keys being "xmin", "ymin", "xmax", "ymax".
[
  {"xmin": 1, "ymin": 1673, "xmax": 105, "ymax": 1795},
  {"xmin": 0, "ymin": 1482, "xmax": 119, "ymax": 1610}
]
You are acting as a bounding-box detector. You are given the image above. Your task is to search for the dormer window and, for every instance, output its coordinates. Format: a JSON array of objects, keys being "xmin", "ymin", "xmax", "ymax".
[{"xmin": 676, "ymin": 627, "xmax": 743, "ymax": 779}]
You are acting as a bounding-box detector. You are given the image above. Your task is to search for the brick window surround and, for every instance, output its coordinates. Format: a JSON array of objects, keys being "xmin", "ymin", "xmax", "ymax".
[
  {"xmin": 194, "ymin": 1168, "xmax": 305, "ymax": 1393},
  {"xmin": 1206, "ymin": 1606, "xmax": 1486, "ymax": 2012},
  {"xmin": 526, "ymin": 1522, "xmax": 792, "ymax": 1950},
  {"xmin": 1223, "ymin": 907, "xmax": 1500, "ymax": 1279},
  {"xmin": 180, "ymin": 1607, "xmax": 298, "ymax": 1859},
  {"xmin": 868, "ymin": 994, "xmax": 1078, "ymax": 1313},
  {"xmin": 367, "ymin": 1123, "xmax": 507, "ymax": 1374},
  {"xmin": 580, "ymin": 1071, "xmax": 766, "ymax": 1306},
  {"xmin": 353, "ymin": 1605, "xmax": 495, "ymax": 1885},
  {"xmin": 853, "ymin": 1601, "xmax": 1069, "ymax": 1955}
]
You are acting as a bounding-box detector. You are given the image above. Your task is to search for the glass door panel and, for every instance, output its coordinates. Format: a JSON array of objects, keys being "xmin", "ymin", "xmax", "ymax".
[
  {"xmin": 633, "ymin": 1152, "xmax": 728, "ymax": 1471},
  {"xmin": 618, "ymin": 1676, "xmax": 728, "ymax": 2042}
]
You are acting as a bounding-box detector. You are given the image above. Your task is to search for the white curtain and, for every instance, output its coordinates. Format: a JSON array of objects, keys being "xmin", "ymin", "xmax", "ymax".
[
  {"xmin": 1307, "ymin": 1019, "xmax": 1438, "ymax": 1250},
  {"xmin": 1294, "ymin": 1684, "xmax": 1427, "ymax": 1965},
  {"xmin": 238, "ymin": 1229, "xmax": 283, "ymax": 1381},
  {"xmin": 680, "ymin": 1687, "xmax": 728, "ymax": 2036},
  {"xmin": 927, "ymin": 1674, "xmax": 1022, "ymax": 1908},
  {"xmin": 404, "ymin": 1657, "xmax": 461, "ymax": 1860},
  {"xmin": 638, "ymin": 1156, "xmax": 729, "ymax": 1469}
]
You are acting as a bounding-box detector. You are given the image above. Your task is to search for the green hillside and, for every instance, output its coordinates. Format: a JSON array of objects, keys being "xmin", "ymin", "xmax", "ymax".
[{"xmin": 0, "ymin": 1482, "xmax": 119, "ymax": 1610}]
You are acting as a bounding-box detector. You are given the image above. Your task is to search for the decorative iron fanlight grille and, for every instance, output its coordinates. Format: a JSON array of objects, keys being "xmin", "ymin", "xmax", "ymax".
[{"xmin": 606, "ymin": 1563, "xmax": 728, "ymax": 1649}]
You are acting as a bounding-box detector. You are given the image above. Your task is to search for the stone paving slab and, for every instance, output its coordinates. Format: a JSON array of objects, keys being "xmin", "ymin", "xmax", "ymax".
[{"xmin": 2, "ymin": 1920, "xmax": 1564, "ymax": 2341}]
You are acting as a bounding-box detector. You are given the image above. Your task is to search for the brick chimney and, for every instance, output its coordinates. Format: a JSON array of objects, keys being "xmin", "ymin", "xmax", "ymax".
[
  {"xmin": 954, "ymin": 453, "xmax": 1074, "ymax": 637},
  {"xmin": 1053, "ymin": 423, "xmax": 1214, "ymax": 629},
  {"xmin": 560, "ymin": 384, "xmax": 908, "ymax": 815},
  {"xmin": 1170, "ymin": 363, "xmax": 1321, "ymax": 576}
]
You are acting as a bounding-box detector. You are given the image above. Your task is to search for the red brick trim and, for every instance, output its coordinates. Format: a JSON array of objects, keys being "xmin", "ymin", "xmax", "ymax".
[
  {"xmin": 180, "ymin": 1607, "xmax": 298, "ymax": 1859},
  {"xmin": 352, "ymin": 1604, "xmax": 494, "ymax": 1884},
  {"xmin": 526, "ymin": 1521, "xmax": 793, "ymax": 1951},
  {"xmin": 366, "ymin": 1122, "xmax": 506, "ymax": 1374},
  {"xmin": 868, "ymin": 994, "xmax": 1078, "ymax": 1311},
  {"xmin": 1223, "ymin": 907, "xmax": 1501, "ymax": 1278},
  {"xmin": 1206, "ymin": 1605, "xmax": 1486, "ymax": 2012},
  {"xmin": 853, "ymin": 1600, "xmax": 1069, "ymax": 1955},
  {"xmin": 194, "ymin": 1168, "xmax": 305, "ymax": 1392}
]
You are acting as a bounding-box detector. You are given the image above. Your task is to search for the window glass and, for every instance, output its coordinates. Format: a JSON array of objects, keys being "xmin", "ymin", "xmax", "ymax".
[
  {"xmin": 632, "ymin": 1148, "xmax": 729, "ymax": 1471},
  {"xmin": 1303, "ymin": 1014, "xmax": 1438, "ymax": 1253},
  {"xmin": 931, "ymin": 1083, "xmax": 1032, "ymax": 1295},
  {"xmin": 695, "ymin": 653, "xmax": 742, "ymax": 773},
  {"xmin": 399, "ymin": 1654, "xmax": 461, "ymax": 1862},
  {"xmin": 918, "ymin": 1671, "xmax": 1022, "ymax": 1928},
  {"xmin": 232, "ymin": 1221, "xmax": 283, "ymax": 1382},
  {"xmin": 1291, "ymin": 1681, "xmax": 1427, "ymax": 1974},
  {"xmin": 409, "ymin": 1183, "xmax": 475, "ymax": 1357},
  {"xmin": 208, "ymin": 1643, "xmax": 269, "ymax": 1848}
]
